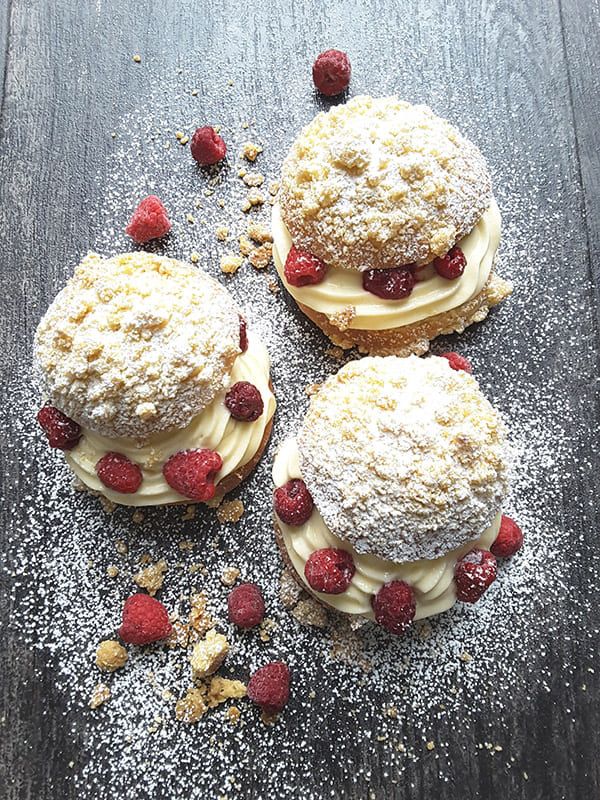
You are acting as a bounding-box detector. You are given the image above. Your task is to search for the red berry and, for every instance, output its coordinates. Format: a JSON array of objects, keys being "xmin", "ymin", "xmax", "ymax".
[
  {"xmin": 162, "ymin": 449, "xmax": 222, "ymax": 501},
  {"xmin": 362, "ymin": 267, "xmax": 415, "ymax": 300},
  {"xmin": 284, "ymin": 246, "xmax": 328, "ymax": 287},
  {"xmin": 118, "ymin": 593, "xmax": 172, "ymax": 645},
  {"xmin": 190, "ymin": 126, "xmax": 227, "ymax": 165},
  {"xmin": 239, "ymin": 316, "xmax": 248, "ymax": 352},
  {"xmin": 454, "ymin": 549, "xmax": 497, "ymax": 603},
  {"xmin": 37, "ymin": 405, "xmax": 81, "ymax": 450},
  {"xmin": 312, "ymin": 49, "xmax": 351, "ymax": 96},
  {"xmin": 273, "ymin": 479, "xmax": 314, "ymax": 526},
  {"xmin": 491, "ymin": 515, "xmax": 524, "ymax": 558},
  {"xmin": 227, "ymin": 583, "xmax": 265, "ymax": 628},
  {"xmin": 125, "ymin": 195, "xmax": 171, "ymax": 244},
  {"xmin": 304, "ymin": 548, "xmax": 355, "ymax": 594},
  {"xmin": 96, "ymin": 452, "xmax": 143, "ymax": 494},
  {"xmin": 439, "ymin": 352, "xmax": 473, "ymax": 373},
  {"xmin": 225, "ymin": 381, "xmax": 264, "ymax": 422},
  {"xmin": 371, "ymin": 581, "xmax": 416, "ymax": 635},
  {"xmin": 434, "ymin": 246, "xmax": 467, "ymax": 279},
  {"xmin": 247, "ymin": 662, "xmax": 290, "ymax": 714}
]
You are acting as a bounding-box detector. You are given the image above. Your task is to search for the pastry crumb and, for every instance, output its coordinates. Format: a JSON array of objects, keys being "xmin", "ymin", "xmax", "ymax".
[
  {"xmin": 292, "ymin": 598, "xmax": 328, "ymax": 628},
  {"xmin": 241, "ymin": 141, "xmax": 262, "ymax": 161},
  {"xmin": 133, "ymin": 558, "xmax": 167, "ymax": 596},
  {"xmin": 242, "ymin": 171, "xmax": 265, "ymax": 187},
  {"xmin": 190, "ymin": 629, "xmax": 229, "ymax": 679},
  {"xmin": 132, "ymin": 509, "xmax": 144, "ymax": 524},
  {"xmin": 106, "ymin": 565, "xmax": 119, "ymax": 578},
  {"xmin": 175, "ymin": 687, "xmax": 208, "ymax": 724},
  {"xmin": 89, "ymin": 683, "xmax": 111, "ymax": 709},
  {"xmin": 181, "ymin": 505, "xmax": 196, "ymax": 521},
  {"xmin": 206, "ymin": 676, "xmax": 246, "ymax": 707},
  {"xmin": 248, "ymin": 243, "xmax": 272, "ymax": 270},
  {"xmin": 227, "ymin": 705, "xmax": 242, "ymax": 724},
  {"xmin": 132, "ymin": 54, "xmax": 141, "ymax": 63},
  {"xmin": 247, "ymin": 222, "xmax": 272, "ymax": 243},
  {"xmin": 189, "ymin": 593, "xmax": 215, "ymax": 639},
  {"xmin": 95, "ymin": 640, "xmax": 128, "ymax": 673},
  {"xmin": 115, "ymin": 539, "xmax": 128, "ymax": 556},
  {"xmin": 238, "ymin": 235, "xmax": 254, "ymax": 256},
  {"xmin": 216, "ymin": 499, "xmax": 244, "ymax": 524},
  {"xmin": 220, "ymin": 565, "xmax": 240, "ymax": 586},
  {"xmin": 220, "ymin": 254, "xmax": 244, "ymax": 274},
  {"xmin": 215, "ymin": 225, "xmax": 229, "ymax": 242}
]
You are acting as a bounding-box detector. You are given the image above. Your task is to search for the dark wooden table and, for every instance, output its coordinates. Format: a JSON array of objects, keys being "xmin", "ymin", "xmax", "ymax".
[{"xmin": 1, "ymin": 1, "xmax": 599, "ymax": 798}]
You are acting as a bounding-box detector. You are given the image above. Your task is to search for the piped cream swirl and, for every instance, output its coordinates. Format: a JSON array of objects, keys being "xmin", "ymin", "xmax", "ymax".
[
  {"xmin": 273, "ymin": 438, "xmax": 499, "ymax": 621},
  {"xmin": 66, "ymin": 333, "xmax": 276, "ymax": 506},
  {"xmin": 272, "ymin": 199, "xmax": 501, "ymax": 331}
]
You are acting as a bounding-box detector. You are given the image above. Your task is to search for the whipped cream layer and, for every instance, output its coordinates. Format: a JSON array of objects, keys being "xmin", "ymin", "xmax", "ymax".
[
  {"xmin": 273, "ymin": 438, "xmax": 500, "ymax": 621},
  {"xmin": 272, "ymin": 199, "xmax": 501, "ymax": 331},
  {"xmin": 66, "ymin": 333, "xmax": 276, "ymax": 506}
]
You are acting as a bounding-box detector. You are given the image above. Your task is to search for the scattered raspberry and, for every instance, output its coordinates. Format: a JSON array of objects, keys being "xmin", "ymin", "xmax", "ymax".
[
  {"xmin": 491, "ymin": 515, "xmax": 524, "ymax": 558},
  {"xmin": 95, "ymin": 452, "xmax": 142, "ymax": 493},
  {"xmin": 434, "ymin": 245, "xmax": 467, "ymax": 279},
  {"xmin": 225, "ymin": 381, "xmax": 264, "ymax": 422},
  {"xmin": 304, "ymin": 548, "xmax": 355, "ymax": 594},
  {"xmin": 247, "ymin": 662, "xmax": 290, "ymax": 714},
  {"xmin": 312, "ymin": 49, "xmax": 351, "ymax": 96},
  {"xmin": 227, "ymin": 583, "xmax": 265, "ymax": 628},
  {"xmin": 162, "ymin": 449, "xmax": 223, "ymax": 501},
  {"xmin": 125, "ymin": 195, "xmax": 171, "ymax": 244},
  {"xmin": 118, "ymin": 593, "xmax": 172, "ymax": 645},
  {"xmin": 454, "ymin": 549, "xmax": 497, "ymax": 603},
  {"xmin": 239, "ymin": 316, "xmax": 248, "ymax": 352},
  {"xmin": 190, "ymin": 126, "xmax": 227, "ymax": 165},
  {"xmin": 362, "ymin": 267, "xmax": 415, "ymax": 300},
  {"xmin": 36, "ymin": 405, "xmax": 81, "ymax": 450},
  {"xmin": 284, "ymin": 246, "xmax": 328, "ymax": 287},
  {"xmin": 273, "ymin": 479, "xmax": 314, "ymax": 526},
  {"xmin": 439, "ymin": 351, "xmax": 473, "ymax": 373},
  {"xmin": 371, "ymin": 581, "xmax": 416, "ymax": 635}
]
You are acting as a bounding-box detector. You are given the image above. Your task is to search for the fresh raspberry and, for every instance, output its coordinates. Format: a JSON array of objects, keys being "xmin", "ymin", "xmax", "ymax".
[
  {"xmin": 304, "ymin": 548, "xmax": 355, "ymax": 594},
  {"xmin": 284, "ymin": 246, "xmax": 328, "ymax": 287},
  {"xmin": 118, "ymin": 593, "xmax": 172, "ymax": 645},
  {"xmin": 312, "ymin": 49, "xmax": 351, "ymax": 96},
  {"xmin": 439, "ymin": 351, "xmax": 473, "ymax": 373},
  {"xmin": 227, "ymin": 583, "xmax": 265, "ymax": 628},
  {"xmin": 362, "ymin": 267, "xmax": 415, "ymax": 300},
  {"xmin": 434, "ymin": 245, "xmax": 467, "ymax": 279},
  {"xmin": 454, "ymin": 549, "xmax": 497, "ymax": 603},
  {"xmin": 162, "ymin": 449, "xmax": 222, "ymax": 501},
  {"xmin": 190, "ymin": 126, "xmax": 227, "ymax": 165},
  {"xmin": 95, "ymin": 452, "xmax": 143, "ymax": 494},
  {"xmin": 225, "ymin": 381, "xmax": 264, "ymax": 422},
  {"xmin": 491, "ymin": 515, "xmax": 524, "ymax": 558},
  {"xmin": 371, "ymin": 581, "xmax": 416, "ymax": 635},
  {"xmin": 273, "ymin": 479, "xmax": 314, "ymax": 526},
  {"xmin": 239, "ymin": 316, "xmax": 248, "ymax": 352},
  {"xmin": 247, "ymin": 662, "xmax": 290, "ymax": 714},
  {"xmin": 36, "ymin": 405, "xmax": 81, "ymax": 450},
  {"xmin": 125, "ymin": 195, "xmax": 171, "ymax": 244}
]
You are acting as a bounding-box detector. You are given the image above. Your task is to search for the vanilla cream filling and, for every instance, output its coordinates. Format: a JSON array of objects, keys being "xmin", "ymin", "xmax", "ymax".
[
  {"xmin": 272, "ymin": 199, "xmax": 501, "ymax": 331},
  {"xmin": 66, "ymin": 333, "xmax": 276, "ymax": 506},
  {"xmin": 273, "ymin": 438, "xmax": 500, "ymax": 621}
]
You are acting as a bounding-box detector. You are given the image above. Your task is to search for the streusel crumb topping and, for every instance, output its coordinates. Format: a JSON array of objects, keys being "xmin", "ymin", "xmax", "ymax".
[
  {"xmin": 297, "ymin": 355, "xmax": 509, "ymax": 562},
  {"xmin": 279, "ymin": 96, "xmax": 492, "ymax": 271},
  {"xmin": 34, "ymin": 252, "xmax": 240, "ymax": 439}
]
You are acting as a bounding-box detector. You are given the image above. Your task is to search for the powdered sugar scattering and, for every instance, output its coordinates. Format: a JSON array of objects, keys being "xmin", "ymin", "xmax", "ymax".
[{"xmin": 3, "ymin": 58, "xmax": 599, "ymax": 799}]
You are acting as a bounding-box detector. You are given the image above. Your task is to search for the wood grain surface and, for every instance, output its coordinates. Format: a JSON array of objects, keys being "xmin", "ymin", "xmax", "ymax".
[{"xmin": 0, "ymin": 1, "xmax": 599, "ymax": 798}]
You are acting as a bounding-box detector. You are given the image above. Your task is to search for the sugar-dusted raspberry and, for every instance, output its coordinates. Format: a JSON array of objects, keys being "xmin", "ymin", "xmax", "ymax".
[
  {"xmin": 491, "ymin": 515, "xmax": 524, "ymax": 558},
  {"xmin": 371, "ymin": 581, "xmax": 416, "ymax": 635},
  {"xmin": 227, "ymin": 583, "xmax": 265, "ymax": 628},
  {"xmin": 96, "ymin": 452, "xmax": 143, "ymax": 494},
  {"xmin": 125, "ymin": 195, "xmax": 171, "ymax": 244},
  {"xmin": 118, "ymin": 593, "xmax": 172, "ymax": 645},
  {"xmin": 190, "ymin": 126, "xmax": 227, "ymax": 165},
  {"xmin": 439, "ymin": 351, "xmax": 473, "ymax": 373},
  {"xmin": 225, "ymin": 381, "xmax": 264, "ymax": 422},
  {"xmin": 247, "ymin": 661, "xmax": 290, "ymax": 714},
  {"xmin": 454, "ymin": 549, "xmax": 497, "ymax": 603},
  {"xmin": 36, "ymin": 405, "xmax": 82, "ymax": 450},
  {"xmin": 312, "ymin": 49, "xmax": 351, "ymax": 96},
  {"xmin": 362, "ymin": 267, "xmax": 415, "ymax": 300},
  {"xmin": 434, "ymin": 245, "xmax": 467, "ymax": 279},
  {"xmin": 304, "ymin": 548, "xmax": 355, "ymax": 594},
  {"xmin": 162, "ymin": 448, "xmax": 222, "ymax": 501},
  {"xmin": 274, "ymin": 479, "xmax": 314, "ymax": 526},
  {"xmin": 284, "ymin": 246, "xmax": 328, "ymax": 287},
  {"xmin": 239, "ymin": 316, "xmax": 248, "ymax": 352}
]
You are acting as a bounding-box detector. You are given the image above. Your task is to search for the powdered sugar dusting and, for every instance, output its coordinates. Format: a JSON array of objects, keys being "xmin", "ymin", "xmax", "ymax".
[{"xmin": 3, "ymin": 57, "xmax": 599, "ymax": 799}]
